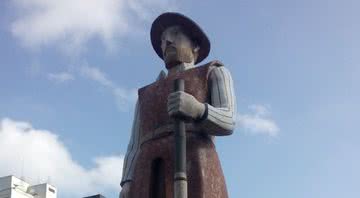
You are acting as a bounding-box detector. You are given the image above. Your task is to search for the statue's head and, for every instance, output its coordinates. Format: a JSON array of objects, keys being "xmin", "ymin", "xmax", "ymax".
[
  {"xmin": 160, "ymin": 26, "xmax": 200, "ymax": 69},
  {"xmin": 151, "ymin": 12, "xmax": 210, "ymax": 69}
]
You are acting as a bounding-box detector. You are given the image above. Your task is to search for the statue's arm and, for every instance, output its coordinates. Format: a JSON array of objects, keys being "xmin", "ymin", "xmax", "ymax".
[
  {"xmin": 198, "ymin": 66, "xmax": 236, "ymax": 135},
  {"xmin": 120, "ymin": 100, "xmax": 141, "ymax": 186}
]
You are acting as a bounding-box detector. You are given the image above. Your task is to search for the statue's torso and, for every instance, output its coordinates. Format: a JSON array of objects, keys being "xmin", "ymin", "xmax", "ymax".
[
  {"xmin": 138, "ymin": 64, "xmax": 211, "ymax": 140},
  {"xmin": 132, "ymin": 62, "xmax": 229, "ymax": 198}
]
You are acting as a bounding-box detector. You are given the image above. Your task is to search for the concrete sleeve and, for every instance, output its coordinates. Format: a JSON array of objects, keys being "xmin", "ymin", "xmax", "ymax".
[
  {"xmin": 198, "ymin": 66, "xmax": 236, "ymax": 135},
  {"xmin": 120, "ymin": 100, "xmax": 141, "ymax": 186}
]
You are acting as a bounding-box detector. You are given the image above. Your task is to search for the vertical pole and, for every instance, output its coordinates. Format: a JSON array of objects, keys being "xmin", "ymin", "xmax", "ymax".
[{"xmin": 173, "ymin": 79, "xmax": 187, "ymax": 198}]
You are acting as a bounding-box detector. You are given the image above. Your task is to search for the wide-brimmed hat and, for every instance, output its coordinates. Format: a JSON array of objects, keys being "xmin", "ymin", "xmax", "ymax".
[{"xmin": 150, "ymin": 12, "xmax": 210, "ymax": 64}]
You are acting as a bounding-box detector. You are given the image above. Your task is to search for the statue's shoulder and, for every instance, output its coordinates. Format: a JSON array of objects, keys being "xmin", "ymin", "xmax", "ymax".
[
  {"xmin": 139, "ymin": 61, "xmax": 225, "ymax": 92},
  {"xmin": 138, "ymin": 70, "xmax": 166, "ymax": 93},
  {"xmin": 198, "ymin": 60, "xmax": 226, "ymax": 78},
  {"xmin": 200, "ymin": 60, "xmax": 224, "ymax": 68},
  {"xmin": 156, "ymin": 70, "xmax": 167, "ymax": 81}
]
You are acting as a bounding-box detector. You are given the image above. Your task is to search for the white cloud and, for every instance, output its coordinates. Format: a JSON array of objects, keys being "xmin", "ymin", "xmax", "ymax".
[
  {"xmin": 80, "ymin": 65, "xmax": 137, "ymax": 111},
  {"xmin": 127, "ymin": 0, "xmax": 177, "ymax": 21},
  {"xmin": 237, "ymin": 104, "xmax": 280, "ymax": 136},
  {"xmin": 80, "ymin": 66, "xmax": 114, "ymax": 87},
  {"xmin": 45, "ymin": 66, "xmax": 136, "ymax": 111},
  {"xmin": 10, "ymin": 0, "xmax": 176, "ymax": 53},
  {"xmin": 0, "ymin": 118, "xmax": 124, "ymax": 198},
  {"xmin": 47, "ymin": 72, "xmax": 74, "ymax": 83}
]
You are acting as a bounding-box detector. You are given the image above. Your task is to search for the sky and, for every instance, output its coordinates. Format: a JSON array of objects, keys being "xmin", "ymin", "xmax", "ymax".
[{"xmin": 0, "ymin": 0, "xmax": 359, "ymax": 197}]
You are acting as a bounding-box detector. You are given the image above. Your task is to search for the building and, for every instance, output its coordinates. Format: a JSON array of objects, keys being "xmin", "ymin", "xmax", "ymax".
[
  {"xmin": 0, "ymin": 175, "xmax": 57, "ymax": 198},
  {"xmin": 83, "ymin": 194, "xmax": 105, "ymax": 198}
]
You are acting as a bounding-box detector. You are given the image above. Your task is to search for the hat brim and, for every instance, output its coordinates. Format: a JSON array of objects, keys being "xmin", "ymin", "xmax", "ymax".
[{"xmin": 151, "ymin": 12, "xmax": 210, "ymax": 64}]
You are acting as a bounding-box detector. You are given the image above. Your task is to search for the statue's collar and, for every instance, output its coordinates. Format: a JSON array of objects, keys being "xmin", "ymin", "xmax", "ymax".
[{"xmin": 167, "ymin": 62, "xmax": 195, "ymax": 76}]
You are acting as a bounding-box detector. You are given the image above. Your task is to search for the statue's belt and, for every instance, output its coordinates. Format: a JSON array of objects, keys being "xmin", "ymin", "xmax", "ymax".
[{"xmin": 140, "ymin": 123, "xmax": 211, "ymax": 146}]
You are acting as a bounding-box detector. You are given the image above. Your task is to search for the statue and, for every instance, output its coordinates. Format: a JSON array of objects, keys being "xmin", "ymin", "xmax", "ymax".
[{"xmin": 120, "ymin": 12, "xmax": 236, "ymax": 198}]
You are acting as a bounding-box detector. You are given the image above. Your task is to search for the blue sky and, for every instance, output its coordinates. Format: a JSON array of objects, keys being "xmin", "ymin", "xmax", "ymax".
[{"xmin": 0, "ymin": 0, "xmax": 359, "ymax": 197}]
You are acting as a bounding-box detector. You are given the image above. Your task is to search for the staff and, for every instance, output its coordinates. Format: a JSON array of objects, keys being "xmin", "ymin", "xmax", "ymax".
[{"xmin": 173, "ymin": 78, "xmax": 187, "ymax": 198}]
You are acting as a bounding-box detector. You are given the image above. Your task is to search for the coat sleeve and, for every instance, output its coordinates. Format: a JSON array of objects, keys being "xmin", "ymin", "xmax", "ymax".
[
  {"xmin": 120, "ymin": 100, "xmax": 141, "ymax": 186},
  {"xmin": 197, "ymin": 66, "xmax": 237, "ymax": 136}
]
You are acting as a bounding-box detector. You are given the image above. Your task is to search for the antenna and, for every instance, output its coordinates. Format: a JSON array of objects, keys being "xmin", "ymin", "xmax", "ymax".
[
  {"xmin": 21, "ymin": 156, "xmax": 25, "ymax": 182},
  {"xmin": 47, "ymin": 176, "xmax": 52, "ymax": 185}
]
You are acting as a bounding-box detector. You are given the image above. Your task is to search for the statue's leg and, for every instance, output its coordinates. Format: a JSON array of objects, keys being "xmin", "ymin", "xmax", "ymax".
[
  {"xmin": 150, "ymin": 158, "xmax": 166, "ymax": 198},
  {"xmin": 130, "ymin": 138, "xmax": 172, "ymax": 198},
  {"xmin": 130, "ymin": 135, "xmax": 230, "ymax": 198},
  {"xmin": 130, "ymin": 148, "xmax": 152, "ymax": 197}
]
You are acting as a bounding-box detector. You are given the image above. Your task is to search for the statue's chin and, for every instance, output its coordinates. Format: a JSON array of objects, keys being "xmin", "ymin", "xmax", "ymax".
[
  {"xmin": 163, "ymin": 49, "xmax": 195, "ymax": 69},
  {"xmin": 164, "ymin": 54, "xmax": 181, "ymax": 69},
  {"xmin": 165, "ymin": 60, "xmax": 181, "ymax": 69}
]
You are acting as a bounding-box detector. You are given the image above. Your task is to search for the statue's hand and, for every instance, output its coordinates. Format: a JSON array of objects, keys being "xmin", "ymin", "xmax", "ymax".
[
  {"xmin": 167, "ymin": 91, "xmax": 205, "ymax": 120},
  {"xmin": 119, "ymin": 182, "xmax": 131, "ymax": 198}
]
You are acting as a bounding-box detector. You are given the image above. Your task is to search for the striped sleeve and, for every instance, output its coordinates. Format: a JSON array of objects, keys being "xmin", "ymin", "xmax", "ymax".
[
  {"xmin": 198, "ymin": 66, "xmax": 236, "ymax": 135},
  {"xmin": 120, "ymin": 100, "xmax": 141, "ymax": 186}
]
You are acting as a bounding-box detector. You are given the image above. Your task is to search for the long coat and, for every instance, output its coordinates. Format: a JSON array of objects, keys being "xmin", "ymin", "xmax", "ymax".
[{"xmin": 121, "ymin": 61, "xmax": 236, "ymax": 198}]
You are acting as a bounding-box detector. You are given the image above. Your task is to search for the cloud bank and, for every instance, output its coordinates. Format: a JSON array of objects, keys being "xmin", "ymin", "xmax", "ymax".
[
  {"xmin": 47, "ymin": 72, "xmax": 74, "ymax": 83},
  {"xmin": 10, "ymin": 0, "xmax": 176, "ymax": 52},
  {"xmin": 237, "ymin": 104, "xmax": 280, "ymax": 136},
  {"xmin": 0, "ymin": 118, "xmax": 123, "ymax": 198},
  {"xmin": 80, "ymin": 65, "xmax": 137, "ymax": 111},
  {"xmin": 46, "ymin": 65, "xmax": 137, "ymax": 111}
]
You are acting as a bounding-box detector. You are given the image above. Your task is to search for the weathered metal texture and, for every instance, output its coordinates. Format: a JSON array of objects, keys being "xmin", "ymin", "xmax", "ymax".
[
  {"xmin": 129, "ymin": 134, "xmax": 228, "ymax": 198},
  {"xmin": 130, "ymin": 62, "xmax": 228, "ymax": 198}
]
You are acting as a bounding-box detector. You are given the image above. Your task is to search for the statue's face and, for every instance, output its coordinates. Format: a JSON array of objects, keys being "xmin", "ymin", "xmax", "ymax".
[{"xmin": 161, "ymin": 26, "xmax": 199, "ymax": 69}]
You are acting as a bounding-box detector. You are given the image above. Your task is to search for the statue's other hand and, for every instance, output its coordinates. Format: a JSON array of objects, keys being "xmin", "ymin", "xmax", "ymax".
[
  {"xmin": 120, "ymin": 182, "xmax": 131, "ymax": 198},
  {"xmin": 167, "ymin": 91, "xmax": 205, "ymax": 120}
]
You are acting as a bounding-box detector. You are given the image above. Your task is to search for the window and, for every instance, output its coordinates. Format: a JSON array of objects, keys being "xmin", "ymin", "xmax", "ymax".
[{"xmin": 48, "ymin": 187, "xmax": 55, "ymax": 193}]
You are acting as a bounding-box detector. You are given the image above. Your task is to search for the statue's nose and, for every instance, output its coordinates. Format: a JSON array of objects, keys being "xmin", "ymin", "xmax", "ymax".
[{"xmin": 166, "ymin": 40, "xmax": 173, "ymax": 47}]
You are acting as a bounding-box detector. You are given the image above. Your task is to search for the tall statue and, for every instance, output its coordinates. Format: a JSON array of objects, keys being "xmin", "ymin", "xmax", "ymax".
[{"xmin": 120, "ymin": 12, "xmax": 236, "ymax": 198}]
